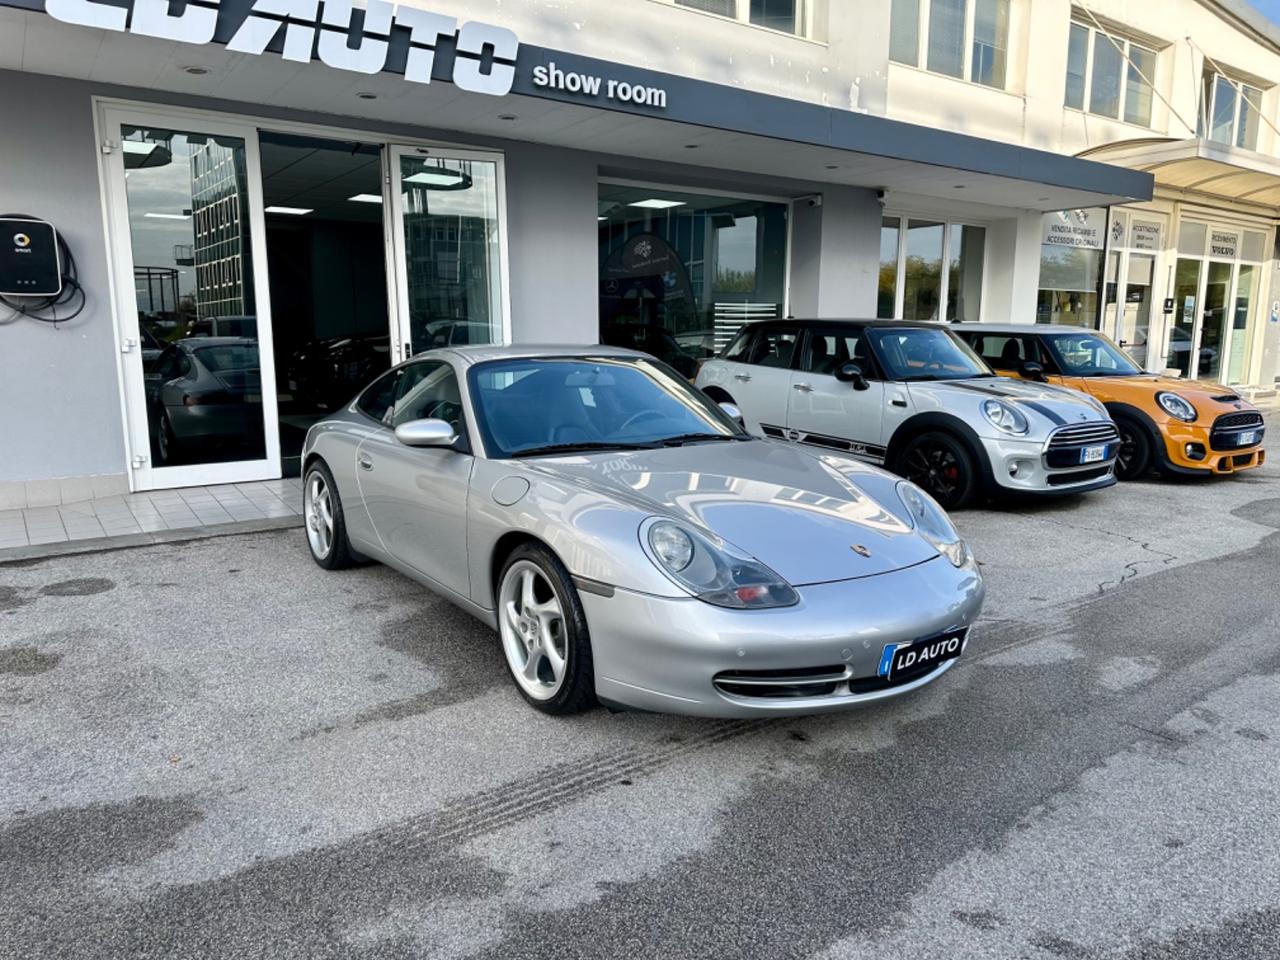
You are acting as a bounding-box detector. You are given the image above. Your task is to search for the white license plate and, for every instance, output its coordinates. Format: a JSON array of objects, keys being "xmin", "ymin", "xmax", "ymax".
[
  {"xmin": 1239, "ymin": 430, "xmax": 1259, "ymax": 446},
  {"xmin": 1080, "ymin": 445, "xmax": 1107, "ymax": 464}
]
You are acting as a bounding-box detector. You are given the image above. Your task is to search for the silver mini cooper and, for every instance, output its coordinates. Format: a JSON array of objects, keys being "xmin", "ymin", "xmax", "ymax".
[{"xmin": 696, "ymin": 319, "xmax": 1120, "ymax": 509}]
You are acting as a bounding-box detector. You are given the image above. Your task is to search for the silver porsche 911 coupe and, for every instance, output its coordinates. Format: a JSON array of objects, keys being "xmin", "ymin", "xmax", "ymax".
[{"xmin": 300, "ymin": 344, "xmax": 985, "ymax": 717}]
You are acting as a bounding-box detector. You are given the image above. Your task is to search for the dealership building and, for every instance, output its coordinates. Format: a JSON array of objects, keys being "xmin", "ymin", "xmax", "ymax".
[{"xmin": 2, "ymin": 0, "xmax": 1279, "ymax": 505}]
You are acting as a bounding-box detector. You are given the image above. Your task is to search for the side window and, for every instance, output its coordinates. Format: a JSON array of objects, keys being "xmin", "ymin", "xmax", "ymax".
[
  {"xmin": 392, "ymin": 360, "xmax": 465, "ymax": 434},
  {"xmin": 747, "ymin": 326, "xmax": 801, "ymax": 368},
  {"xmin": 722, "ymin": 327, "xmax": 757, "ymax": 362},
  {"xmin": 803, "ymin": 327, "xmax": 872, "ymax": 377},
  {"xmin": 357, "ymin": 369, "xmax": 401, "ymax": 425},
  {"xmin": 974, "ymin": 335, "xmax": 1032, "ymax": 368},
  {"xmin": 177, "ymin": 353, "xmax": 193, "ymax": 378},
  {"xmin": 153, "ymin": 349, "xmax": 180, "ymax": 380}
]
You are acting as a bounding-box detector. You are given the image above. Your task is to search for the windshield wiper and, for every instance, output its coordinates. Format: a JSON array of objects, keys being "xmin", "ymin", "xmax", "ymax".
[
  {"xmin": 659, "ymin": 432, "xmax": 752, "ymax": 447},
  {"xmin": 510, "ymin": 441, "xmax": 658, "ymax": 458}
]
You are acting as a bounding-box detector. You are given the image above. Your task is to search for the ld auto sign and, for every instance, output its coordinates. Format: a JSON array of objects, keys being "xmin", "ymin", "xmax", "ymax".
[{"xmin": 45, "ymin": 0, "xmax": 520, "ymax": 95}]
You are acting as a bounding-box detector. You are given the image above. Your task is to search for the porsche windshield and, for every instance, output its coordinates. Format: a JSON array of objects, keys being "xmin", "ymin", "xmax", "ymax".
[
  {"xmin": 1042, "ymin": 333, "xmax": 1142, "ymax": 377},
  {"xmin": 868, "ymin": 328, "xmax": 991, "ymax": 382},
  {"xmin": 469, "ymin": 357, "xmax": 748, "ymax": 458}
]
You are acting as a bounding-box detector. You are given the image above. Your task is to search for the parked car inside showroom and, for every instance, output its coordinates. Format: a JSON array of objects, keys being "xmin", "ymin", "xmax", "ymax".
[
  {"xmin": 300, "ymin": 345, "xmax": 984, "ymax": 717},
  {"xmin": 953, "ymin": 324, "xmax": 1266, "ymax": 480},
  {"xmin": 696, "ymin": 319, "xmax": 1121, "ymax": 509}
]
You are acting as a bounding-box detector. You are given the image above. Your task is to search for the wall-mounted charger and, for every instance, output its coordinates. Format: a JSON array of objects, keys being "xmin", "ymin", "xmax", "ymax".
[{"xmin": 0, "ymin": 217, "xmax": 63, "ymax": 298}]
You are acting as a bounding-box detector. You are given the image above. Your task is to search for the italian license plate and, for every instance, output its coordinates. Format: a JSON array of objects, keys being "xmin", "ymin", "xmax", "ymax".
[
  {"xmin": 1080, "ymin": 444, "xmax": 1107, "ymax": 464},
  {"xmin": 1239, "ymin": 430, "xmax": 1259, "ymax": 446},
  {"xmin": 878, "ymin": 631, "xmax": 965, "ymax": 679}
]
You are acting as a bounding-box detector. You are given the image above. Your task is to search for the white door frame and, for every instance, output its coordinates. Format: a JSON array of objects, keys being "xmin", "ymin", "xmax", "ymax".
[
  {"xmin": 388, "ymin": 143, "xmax": 513, "ymax": 361},
  {"xmin": 96, "ymin": 101, "xmax": 282, "ymax": 491}
]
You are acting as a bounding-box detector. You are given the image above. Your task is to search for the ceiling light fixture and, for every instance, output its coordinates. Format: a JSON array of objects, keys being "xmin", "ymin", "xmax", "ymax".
[
  {"xmin": 181, "ymin": 65, "xmax": 209, "ymax": 76},
  {"xmin": 628, "ymin": 199, "xmax": 684, "ymax": 210},
  {"xmin": 144, "ymin": 212, "xmax": 190, "ymax": 220},
  {"xmin": 265, "ymin": 206, "xmax": 314, "ymax": 216},
  {"xmin": 826, "ymin": 164, "xmax": 839, "ymax": 170},
  {"xmin": 348, "ymin": 194, "xmax": 384, "ymax": 204},
  {"xmin": 122, "ymin": 141, "xmax": 157, "ymax": 155},
  {"xmin": 356, "ymin": 92, "xmax": 378, "ymax": 100},
  {"xmin": 498, "ymin": 114, "xmax": 518, "ymax": 121},
  {"xmin": 404, "ymin": 169, "xmax": 470, "ymax": 188},
  {"xmin": 684, "ymin": 144, "xmax": 699, "ymax": 149}
]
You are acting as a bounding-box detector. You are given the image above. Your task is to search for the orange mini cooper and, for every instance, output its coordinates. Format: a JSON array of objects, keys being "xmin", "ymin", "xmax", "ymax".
[{"xmin": 952, "ymin": 324, "xmax": 1266, "ymax": 481}]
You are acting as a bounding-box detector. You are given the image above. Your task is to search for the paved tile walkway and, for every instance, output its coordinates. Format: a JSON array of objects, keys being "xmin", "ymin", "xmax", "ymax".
[{"xmin": 0, "ymin": 478, "xmax": 303, "ymax": 550}]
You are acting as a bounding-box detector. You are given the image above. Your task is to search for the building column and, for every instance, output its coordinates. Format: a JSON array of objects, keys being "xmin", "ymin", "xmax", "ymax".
[
  {"xmin": 787, "ymin": 186, "xmax": 881, "ymax": 319},
  {"xmin": 983, "ymin": 212, "xmax": 1044, "ymax": 324}
]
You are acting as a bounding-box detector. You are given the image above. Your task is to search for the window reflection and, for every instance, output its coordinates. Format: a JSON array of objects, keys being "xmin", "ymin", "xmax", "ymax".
[{"xmin": 902, "ymin": 220, "xmax": 944, "ymax": 321}]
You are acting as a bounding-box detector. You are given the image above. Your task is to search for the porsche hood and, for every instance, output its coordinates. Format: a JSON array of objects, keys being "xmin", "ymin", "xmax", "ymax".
[{"xmin": 530, "ymin": 441, "xmax": 941, "ymax": 586}]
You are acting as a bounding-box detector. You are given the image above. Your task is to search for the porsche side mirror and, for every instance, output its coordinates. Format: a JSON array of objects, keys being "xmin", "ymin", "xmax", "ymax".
[
  {"xmin": 1020, "ymin": 361, "xmax": 1048, "ymax": 383},
  {"xmin": 835, "ymin": 363, "xmax": 869, "ymax": 390},
  {"xmin": 718, "ymin": 401, "xmax": 745, "ymax": 425},
  {"xmin": 394, "ymin": 418, "xmax": 457, "ymax": 448}
]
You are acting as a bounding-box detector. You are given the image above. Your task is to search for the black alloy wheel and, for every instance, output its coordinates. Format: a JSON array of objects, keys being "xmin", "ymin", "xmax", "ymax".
[
  {"xmin": 900, "ymin": 432, "xmax": 977, "ymax": 510},
  {"xmin": 1114, "ymin": 416, "xmax": 1152, "ymax": 481}
]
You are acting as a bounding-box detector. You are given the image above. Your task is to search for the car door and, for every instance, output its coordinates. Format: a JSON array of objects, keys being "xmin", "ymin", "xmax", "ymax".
[
  {"xmin": 356, "ymin": 359, "xmax": 474, "ymax": 598},
  {"xmin": 785, "ymin": 325, "xmax": 888, "ymax": 461},
  {"xmin": 717, "ymin": 323, "xmax": 802, "ymax": 438}
]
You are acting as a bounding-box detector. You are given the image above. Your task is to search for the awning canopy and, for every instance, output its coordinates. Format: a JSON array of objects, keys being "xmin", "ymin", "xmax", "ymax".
[
  {"xmin": 0, "ymin": 0, "xmax": 1154, "ymax": 214},
  {"xmin": 1078, "ymin": 137, "xmax": 1280, "ymax": 208}
]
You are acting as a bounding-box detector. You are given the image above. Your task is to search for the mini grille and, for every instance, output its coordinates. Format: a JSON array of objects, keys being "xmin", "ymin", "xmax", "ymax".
[
  {"xmin": 1046, "ymin": 422, "xmax": 1120, "ymax": 449},
  {"xmin": 1214, "ymin": 412, "xmax": 1263, "ymax": 431}
]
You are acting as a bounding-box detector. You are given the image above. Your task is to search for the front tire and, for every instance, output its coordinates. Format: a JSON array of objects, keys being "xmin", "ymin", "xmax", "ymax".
[
  {"xmin": 497, "ymin": 543, "xmax": 596, "ymax": 715},
  {"xmin": 303, "ymin": 460, "xmax": 358, "ymax": 570},
  {"xmin": 1114, "ymin": 415, "xmax": 1152, "ymax": 480},
  {"xmin": 899, "ymin": 431, "xmax": 978, "ymax": 509}
]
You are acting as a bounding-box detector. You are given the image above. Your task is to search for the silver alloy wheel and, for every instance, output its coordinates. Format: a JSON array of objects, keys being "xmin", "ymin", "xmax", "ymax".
[
  {"xmin": 498, "ymin": 559, "xmax": 568, "ymax": 701},
  {"xmin": 304, "ymin": 471, "xmax": 334, "ymax": 559}
]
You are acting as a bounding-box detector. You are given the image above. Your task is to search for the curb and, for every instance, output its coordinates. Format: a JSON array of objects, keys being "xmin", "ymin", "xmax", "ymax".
[{"xmin": 0, "ymin": 516, "xmax": 303, "ymax": 566}]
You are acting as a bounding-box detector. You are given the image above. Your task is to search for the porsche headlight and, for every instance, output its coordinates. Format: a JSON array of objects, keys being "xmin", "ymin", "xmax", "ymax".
[
  {"xmin": 642, "ymin": 518, "xmax": 799, "ymax": 609},
  {"xmin": 1156, "ymin": 391, "xmax": 1198, "ymax": 423},
  {"xmin": 896, "ymin": 481, "xmax": 973, "ymax": 569},
  {"xmin": 981, "ymin": 399, "xmax": 1029, "ymax": 436}
]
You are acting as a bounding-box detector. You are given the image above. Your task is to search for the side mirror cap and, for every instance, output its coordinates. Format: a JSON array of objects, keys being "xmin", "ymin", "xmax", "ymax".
[
  {"xmin": 718, "ymin": 401, "xmax": 744, "ymax": 425},
  {"xmin": 394, "ymin": 418, "xmax": 457, "ymax": 448},
  {"xmin": 1019, "ymin": 361, "xmax": 1048, "ymax": 382},
  {"xmin": 835, "ymin": 363, "xmax": 870, "ymax": 390}
]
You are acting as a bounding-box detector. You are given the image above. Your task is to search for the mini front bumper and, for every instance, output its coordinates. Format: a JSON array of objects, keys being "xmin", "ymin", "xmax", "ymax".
[
  {"xmin": 581, "ymin": 557, "xmax": 984, "ymax": 717},
  {"xmin": 977, "ymin": 435, "xmax": 1117, "ymax": 495}
]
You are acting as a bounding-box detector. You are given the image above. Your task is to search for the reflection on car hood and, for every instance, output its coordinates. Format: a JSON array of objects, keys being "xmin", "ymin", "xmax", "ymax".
[
  {"xmin": 1097, "ymin": 376, "xmax": 1252, "ymax": 408},
  {"xmin": 527, "ymin": 440, "xmax": 939, "ymax": 585},
  {"xmin": 925, "ymin": 377, "xmax": 1107, "ymax": 423}
]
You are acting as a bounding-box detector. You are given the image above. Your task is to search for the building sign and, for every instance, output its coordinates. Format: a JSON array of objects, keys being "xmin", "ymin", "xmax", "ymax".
[
  {"xmin": 46, "ymin": 0, "xmax": 519, "ymax": 94},
  {"xmin": 1209, "ymin": 230, "xmax": 1239, "ymax": 259},
  {"xmin": 533, "ymin": 62, "xmax": 667, "ymax": 108},
  {"xmin": 1130, "ymin": 220, "xmax": 1162, "ymax": 252},
  {"xmin": 1041, "ymin": 209, "xmax": 1105, "ymax": 250}
]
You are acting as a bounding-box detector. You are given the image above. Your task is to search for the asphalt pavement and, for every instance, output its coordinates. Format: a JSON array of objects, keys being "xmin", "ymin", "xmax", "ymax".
[{"xmin": 2, "ymin": 417, "xmax": 1279, "ymax": 959}]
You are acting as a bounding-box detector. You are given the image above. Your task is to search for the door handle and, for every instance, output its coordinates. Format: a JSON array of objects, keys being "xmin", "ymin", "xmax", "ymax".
[
  {"xmin": 793, "ymin": 382, "xmax": 813, "ymax": 392},
  {"xmin": 890, "ymin": 398, "xmax": 908, "ymax": 408},
  {"xmin": 358, "ymin": 455, "xmax": 373, "ymax": 471},
  {"xmin": 734, "ymin": 373, "xmax": 752, "ymax": 382}
]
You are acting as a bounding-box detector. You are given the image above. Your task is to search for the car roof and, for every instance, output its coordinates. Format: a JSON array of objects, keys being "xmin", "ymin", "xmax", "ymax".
[
  {"xmin": 950, "ymin": 323, "xmax": 1103, "ymax": 335},
  {"xmin": 746, "ymin": 318, "xmax": 949, "ymax": 329},
  {"xmin": 435, "ymin": 343, "xmax": 648, "ymax": 365}
]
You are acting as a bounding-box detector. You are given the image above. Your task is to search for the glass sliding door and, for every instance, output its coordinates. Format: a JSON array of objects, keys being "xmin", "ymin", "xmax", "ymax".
[
  {"xmin": 389, "ymin": 147, "xmax": 508, "ymax": 358},
  {"xmin": 1166, "ymin": 258, "xmax": 1202, "ymax": 377},
  {"xmin": 1228, "ymin": 264, "xmax": 1258, "ymax": 385},
  {"xmin": 901, "ymin": 220, "xmax": 944, "ymax": 321},
  {"xmin": 1197, "ymin": 261, "xmax": 1232, "ymax": 382},
  {"xmin": 100, "ymin": 105, "xmax": 279, "ymax": 490},
  {"xmin": 1119, "ymin": 253, "xmax": 1154, "ymax": 369}
]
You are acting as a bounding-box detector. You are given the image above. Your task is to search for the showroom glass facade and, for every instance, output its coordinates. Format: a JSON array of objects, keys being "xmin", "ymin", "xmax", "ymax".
[
  {"xmin": 878, "ymin": 215, "xmax": 986, "ymax": 322},
  {"xmin": 597, "ymin": 184, "xmax": 788, "ymax": 361},
  {"xmin": 1036, "ymin": 208, "xmax": 1107, "ymax": 328}
]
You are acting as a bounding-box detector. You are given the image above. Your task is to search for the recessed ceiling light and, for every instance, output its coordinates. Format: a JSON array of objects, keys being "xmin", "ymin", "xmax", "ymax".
[
  {"xmin": 628, "ymin": 199, "xmax": 684, "ymax": 210},
  {"xmin": 684, "ymin": 144, "xmax": 699, "ymax": 149},
  {"xmin": 348, "ymin": 194, "xmax": 383, "ymax": 204},
  {"xmin": 181, "ymin": 65, "xmax": 209, "ymax": 76},
  {"xmin": 144, "ymin": 212, "xmax": 190, "ymax": 220},
  {"xmin": 122, "ymin": 141, "xmax": 157, "ymax": 155},
  {"xmin": 498, "ymin": 114, "xmax": 518, "ymax": 121},
  {"xmin": 953, "ymin": 184, "xmax": 966, "ymax": 189},
  {"xmin": 826, "ymin": 164, "xmax": 839, "ymax": 170},
  {"xmin": 598, "ymin": 216, "xmax": 607, "ymax": 221},
  {"xmin": 356, "ymin": 92, "xmax": 378, "ymax": 100},
  {"xmin": 265, "ymin": 206, "xmax": 314, "ymax": 216}
]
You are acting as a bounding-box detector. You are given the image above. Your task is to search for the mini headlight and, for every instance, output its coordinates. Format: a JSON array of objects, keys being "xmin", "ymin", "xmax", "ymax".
[
  {"xmin": 642, "ymin": 519, "xmax": 799, "ymax": 609},
  {"xmin": 896, "ymin": 481, "xmax": 973, "ymax": 569},
  {"xmin": 981, "ymin": 398, "xmax": 1029, "ymax": 436},
  {"xmin": 1156, "ymin": 391, "xmax": 1198, "ymax": 423}
]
